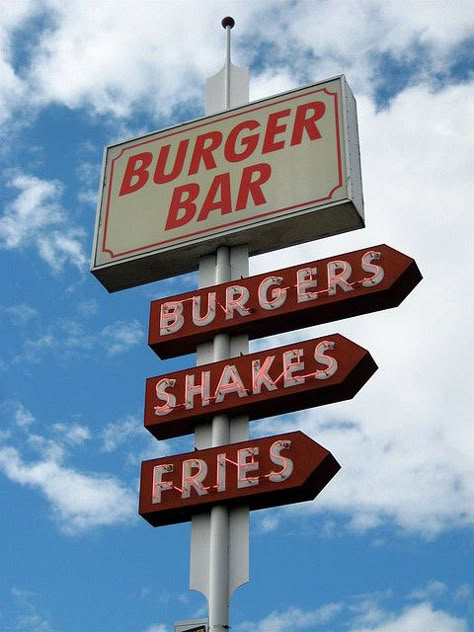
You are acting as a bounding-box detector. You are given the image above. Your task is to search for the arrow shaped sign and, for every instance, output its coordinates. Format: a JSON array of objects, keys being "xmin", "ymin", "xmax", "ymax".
[
  {"xmin": 148, "ymin": 244, "xmax": 421, "ymax": 359},
  {"xmin": 144, "ymin": 334, "xmax": 377, "ymax": 440},
  {"xmin": 139, "ymin": 431, "xmax": 341, "ymax": 527}
]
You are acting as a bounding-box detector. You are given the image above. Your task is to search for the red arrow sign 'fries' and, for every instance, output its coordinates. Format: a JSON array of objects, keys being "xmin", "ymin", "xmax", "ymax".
[{"xmin": 139, "ymin": 431, "xmax": 341, "ymax": 527}]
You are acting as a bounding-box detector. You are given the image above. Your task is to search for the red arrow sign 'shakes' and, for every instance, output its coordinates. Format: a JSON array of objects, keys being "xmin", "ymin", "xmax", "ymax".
[
  {"xmin": 144, "ymin": 334, "xmax": 377, "ymax": 440},
  {"xmin": 139, "ymin": 431, "xmax": 341, "ymax": 527},
  {"xmin": 148, "ymin": 244, "xmax": 421, "ymax": 359}
]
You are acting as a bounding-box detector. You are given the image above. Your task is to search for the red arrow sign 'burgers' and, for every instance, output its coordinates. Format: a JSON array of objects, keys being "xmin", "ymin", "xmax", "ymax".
[{"xmin": 148, "ymin": 244, "xmax": 421, "ymax": 359}]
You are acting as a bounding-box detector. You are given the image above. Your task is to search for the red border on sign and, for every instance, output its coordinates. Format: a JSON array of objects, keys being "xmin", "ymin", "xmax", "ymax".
[{"xmin": 101, "ymin": 87, "xmax": 343, "ymax": 259}]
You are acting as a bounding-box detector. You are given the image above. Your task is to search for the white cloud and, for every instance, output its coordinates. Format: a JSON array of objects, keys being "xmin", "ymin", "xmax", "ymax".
[
  {"xmin": 250, "ymin": 1, "xmax": 473, "ymax": 101},
  {"xmin": 454, "ymin": 584, "xmax": 472, "ymax": 602},
  {"xmin": 37, "ymin": 228, "xmax": 87, "ymax": 272},
  {"xmin": 236, "ymin": 589, "xmax": 470, "ymax": 632},
  {"xmin": 250, "ymin": 80, "xmax": 474, "ymax": 538},
  {"xmin": 0, "ymin": 173, "xmax": 87, "ymax": 272},
  {"xmin": 9, "ymin": 587, "xmax": 53, "ymax": 632},
  {"xmin": 0, "ymin": 2, "xmax": 34, "ymax": 129},
  {"xmin": 352, "ymin": 602, "xmax": 468, "ymax": 632},
  {"xmin": 14, "ymin": 402, "xmax": 36, "ymax": 428},
  {"xmin": 236, "ymin": 603, "xmax": 343, "ymax": 632},
  {"xmin": 0, "ymin": 174, "xmax": 64, "ymax": 248},
  {"xmin": 101, "ymin": 415, "xmax": 142, "ymax": 453},
  {"xmin": 77, "ymin": 299, "xmax": 99, "ymax": 316},
  {"xmin": 259, "ymin": 514, "xmax": 279, "ymax": 533},
  {"xmin": 10, "ymin": 317, "xmax": 144, "ymax": 367},
  {"xmin": 144, "ymin": 625, "xmax": 168, "ymax": 632},
  {"xmin": 101, "ymin": 414, "xmax": 172, "ymax": 467},
  {"xmin": 3, "ymin": 303, "xmax": 39, "ymax": 325},
  {"xmin": 101, "ymin": 319, "xmax": 144, "ymax": 356},
  {"xmin": 0, "ymin": 444, "xmax": 136, "ymax": 534},
  {"xmin": 0, "ymin": 0, "xmax": 471, "ymax": 132},
  {"xmin": 12, "ymin": 333, "xmax": 56, "ymax": 365},
  {"xmin": 379, "ymin": 1, "xmax": 473, "ymax": 48},
  {"xmin": 52, "ymin": 422, "xmax": 91, "ymax": 445},
  {"xmin": 23, "ymin": 1, "xmax": 226, "ymax": 119},
  {"xmin": 0, "ymin": 401, "xmax": 136, "ymax": 534},
  {"xmin": 76, "ymin": 159, "xmax": 102, "ymax": 206},
  {"xmin": 409, "ymin": 580, "xmax": 448, "ymax": 601}
]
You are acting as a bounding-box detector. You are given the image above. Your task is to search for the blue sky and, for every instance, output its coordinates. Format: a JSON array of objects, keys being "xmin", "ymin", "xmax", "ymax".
[{"xmin": 0, "ymin": 1, "xmax": 473, "ymax": 631}]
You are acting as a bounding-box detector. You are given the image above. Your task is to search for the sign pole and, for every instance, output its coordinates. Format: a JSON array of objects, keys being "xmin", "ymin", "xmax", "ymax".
[
  {"xmin": 209, "ymin": 22, "xmax": 236, "ymax": 629},
  {"xmin": 191, "ymin": 18, "xmax": 250, "ymax": 631},
  {"xmin": 209, "ymin": 247, "xmax": 232, "ymax": 632},
  {"xmin": 223, "ymin": 16, "xmax": 232, "ymax": 109}
]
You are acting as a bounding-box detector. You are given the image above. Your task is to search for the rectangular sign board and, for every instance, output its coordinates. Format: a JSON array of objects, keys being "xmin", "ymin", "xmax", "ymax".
[
  {"xmin": 139, "ymin": 431, "xmax": 340, "ymax": 527},
  {"xmin": 174, "ymin": 622, "xmax": 207, "ymax": 632},
  {"xmin": 149, "ymin": 244, "xmax": 422, "ymax": 358},
  {"xmin": 144, "ymin": 334, "xmax": 377, "ymax": 440},
  {"xmin": 91, "ymin": 75, "xmax": 363, "ymax": 291}
]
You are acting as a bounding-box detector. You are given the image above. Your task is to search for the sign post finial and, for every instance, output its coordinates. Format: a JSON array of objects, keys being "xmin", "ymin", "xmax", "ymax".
[
  {"xmin": 221, "ymin": 16, "xmax": 235, "ymax": 29},
  {"xmin": 205, "ymin": 16, "xmax": 248, "ymax": 115}
]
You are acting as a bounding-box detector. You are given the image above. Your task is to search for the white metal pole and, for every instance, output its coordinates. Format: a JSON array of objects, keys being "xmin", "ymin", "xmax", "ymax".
[
  {"xmin": 191, "ymin": 18, "xmax": 250, "ymax": 631},
  {"xmin": 208, "ymin": 20, "xmax": 233, "ymax": 630},
  {"xmin": 223, "ymin": 16, "xmax": 233, "ymax": 110},
  {"xmin": 209, "ymin": 245, "xmax": 232, "ymax": 631}
]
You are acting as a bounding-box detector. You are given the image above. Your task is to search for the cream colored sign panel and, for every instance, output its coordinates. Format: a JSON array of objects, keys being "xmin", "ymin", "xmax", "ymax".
[{"xmin": 92, "ymin": 76, "xmax": 363, "ymax": 291}]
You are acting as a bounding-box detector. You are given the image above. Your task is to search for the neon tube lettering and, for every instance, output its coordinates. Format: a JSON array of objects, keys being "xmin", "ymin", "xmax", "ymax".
[
  {"xmin": 361, "ymin": 250, "xmax": 384, "ymax": 287},
  {"xmin": 283, "ymin": 349, "xmax": 305, "ymax": 388},
  {"xmin": 192, "ymin": 292, "xmax": 217, "ymax": 327},
  {"xmin": 252, "ymin": 355, "xmax": 277, "ymax": 394},
  {"xmin": 214, "ymin": 364, "xmax": 248, "ymax": 403},
  {"xmin": 225, "ymin": 285, "xmax": 251, "ymax": 320},
  {"xmin": 327, "ymin": 260, "xmax": 353, "ymax": 295},
  {"xmin": 258, "ymin": 276, "xmax": 287, "ymax": 310},
  {"xmin": 313, "ymin": 340, "xmax": 338, "ymax": 380},
  {"xmin": 296, "ymin": 266, "xmax": 318, "ymax": 302},
  {"xmin": 160, "ymin": 301, "xmax": 184, "ymax": 335},
  {"xmin": 185, "ymin": 371, "xmax": 210, "ymax": 410},
  {"xmin": 269, "ymin": 440, "xmax": 294, "ymax": 482},
  {"xmin": 154, "ymin": 378, "xmax": 177, "ymax": 415},
  {"xmin": 152, "ymin": 463, "xmax": 174, "ymax": 503},
  {"xmin": 181, "ymin": 458, "xmax": 209, "ymax": 498},
  {"xmin": 216, "ymin": 453, "xmax": 227, "ymax": 492},
  {"xmin": 237, "ymin": 447, "xmax": 260, "ymax": 488}
]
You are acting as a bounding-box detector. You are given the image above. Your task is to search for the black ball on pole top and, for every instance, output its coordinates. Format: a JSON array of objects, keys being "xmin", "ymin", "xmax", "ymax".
[{"xmin": 221, "ymin": 16, "xmax": 235, "ymax": 29}]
